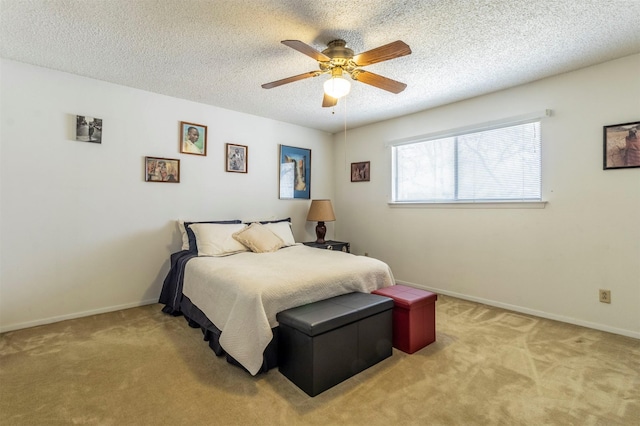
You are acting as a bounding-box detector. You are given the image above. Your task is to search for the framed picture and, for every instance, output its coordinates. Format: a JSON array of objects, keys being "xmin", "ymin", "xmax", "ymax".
[
  {"xmin": 179, "ymin": 121, "xmax": 207, "ymax": 156},
  {"xmin": 225, "ymin": 143, "xmax": 248, "ymax": 173},
  {"xmin": 279, "ymin": 145, "xmax": 311, "ymax": 199},
  {"xmin": 351, "ymin": 161, "xmax": 370, "ymax": 182},
  {"xmin": 603, "ymin": 120, "xmax": 640, "ymax": 169},
  {"xmin": 76, "ymin": 115, "xmax": 102, "ymax": 144},
  {"xmin": 145, "ymin": 156, "xmax": 180, "ymax": 183}
]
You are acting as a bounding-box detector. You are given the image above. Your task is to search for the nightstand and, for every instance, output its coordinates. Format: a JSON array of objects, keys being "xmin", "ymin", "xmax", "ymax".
[{"xmin": 303, "ymin": 240, "xmax": 351, "ymax": 253}]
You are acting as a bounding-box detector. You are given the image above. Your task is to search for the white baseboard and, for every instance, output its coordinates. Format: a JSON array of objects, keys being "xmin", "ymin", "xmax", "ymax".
[
  {"xmin": 0, "ymin": 298, "xmax": 160, "ymax": 333},
  {"xmin": 4, "ymin": 287, "xmax": 638, "ymax": 341},
  {"xmin": 395, "ymin": 280, "xmax": 640, "ymax": 340}
]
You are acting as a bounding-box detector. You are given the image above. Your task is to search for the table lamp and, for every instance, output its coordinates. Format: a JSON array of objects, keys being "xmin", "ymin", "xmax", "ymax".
[{"xmin": 306, "ymin": 199, "xmax": 336, "ymax": 244}]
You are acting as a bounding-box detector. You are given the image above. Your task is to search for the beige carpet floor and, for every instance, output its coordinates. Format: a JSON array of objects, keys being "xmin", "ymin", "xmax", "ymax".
[{"xmin": 1, "ymin": 295, "xmax": 638, "ymax": 425}]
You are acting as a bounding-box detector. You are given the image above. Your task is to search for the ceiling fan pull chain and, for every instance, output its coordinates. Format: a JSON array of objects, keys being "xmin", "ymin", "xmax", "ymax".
[{"xmin": 344, "ymin": 95, "xmax": 348, "ymax": 171}]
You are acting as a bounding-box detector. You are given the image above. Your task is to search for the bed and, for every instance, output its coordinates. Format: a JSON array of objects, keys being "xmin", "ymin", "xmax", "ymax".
[{"xmin": 159, "ymin": 219, "xmax": 395, "ymax": 375}]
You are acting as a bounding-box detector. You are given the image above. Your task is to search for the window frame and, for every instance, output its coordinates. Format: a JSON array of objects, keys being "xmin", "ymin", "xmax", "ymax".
[{"xmin": 388, "ymin": 111, "xmax": 550, "ymax": 208}]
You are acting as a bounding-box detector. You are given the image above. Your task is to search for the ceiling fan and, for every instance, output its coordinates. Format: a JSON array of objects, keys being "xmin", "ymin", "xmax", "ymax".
[{"xmin": 261, "ymin": 39, "xmax": 411, "ymax": 107}]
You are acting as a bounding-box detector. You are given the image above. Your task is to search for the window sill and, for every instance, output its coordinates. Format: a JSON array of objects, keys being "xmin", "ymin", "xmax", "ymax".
[{"xmin": 388, "ymin": 201, "xmax": 547, "ymax": 209}]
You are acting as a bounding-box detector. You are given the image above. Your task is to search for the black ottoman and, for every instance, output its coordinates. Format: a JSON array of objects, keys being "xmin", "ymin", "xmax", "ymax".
[{"xmin": 276, "ymin": 292, "xmax": 393, "ymax": 397}]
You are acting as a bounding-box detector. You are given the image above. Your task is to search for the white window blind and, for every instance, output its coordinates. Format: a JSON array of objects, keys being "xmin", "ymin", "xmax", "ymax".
[{"xmin": 392, "ymin": 121, "xmax": 542, "ymax": 203}]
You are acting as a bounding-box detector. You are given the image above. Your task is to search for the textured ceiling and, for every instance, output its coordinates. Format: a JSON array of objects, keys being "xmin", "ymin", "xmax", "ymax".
[{"xmin": 2, "ymin": 0, "xmax": 639, "ymax": 134}]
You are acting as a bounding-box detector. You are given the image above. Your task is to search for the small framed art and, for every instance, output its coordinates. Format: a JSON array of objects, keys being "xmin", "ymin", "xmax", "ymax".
[
  {"xmin": 351, "ymin": 161, "xmax": 370, "ymax": 182},
  {"xmin": 279, "ymin": 145, "xmax": 311, "ymax": 199},
  {"xmin": 180, "ymin": 121, "xmax": 207, "ymax": 156},
  {"xmin": 76, "ymin": 115, "xmax": 102, "ymax": 144},
  {"xmin": 603, "ymin": 120, "xmax": 640, "ymax": 169},
  {"xmin": 145, "ymin": 156, "xmax": 180, "ymax": 182},
  {"xmin": 226, "ymin": 143, "xmax": 248, "ymax": 173}
]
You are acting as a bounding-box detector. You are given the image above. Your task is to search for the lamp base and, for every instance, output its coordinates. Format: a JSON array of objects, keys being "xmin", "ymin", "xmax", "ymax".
[{"xmin": 315, "ymin": 221, "xmax": 326, "ymax": 244}]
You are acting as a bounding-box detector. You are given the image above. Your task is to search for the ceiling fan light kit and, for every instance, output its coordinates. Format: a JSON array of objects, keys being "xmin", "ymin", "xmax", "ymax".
[
  {"xmin": 262, "ymin": 39, "xmax": 411, "ymax": 107},
  {"xmin": 323, "ymin": 68, "xmax": 351, "ymax": 99}
]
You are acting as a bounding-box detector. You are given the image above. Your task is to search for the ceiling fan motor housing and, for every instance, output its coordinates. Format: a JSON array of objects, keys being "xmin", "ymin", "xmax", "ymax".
[
  {"xmin": 320, "ymin": 40, "xmax": 357, "ymax": 75},
  {"xmin": 322, "ymin": 40, "xmax": 354, "ymax": 60}
]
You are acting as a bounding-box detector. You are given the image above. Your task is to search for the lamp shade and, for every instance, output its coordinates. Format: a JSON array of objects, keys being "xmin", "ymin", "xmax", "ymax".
[
  {"xmin": 306, "ymin": 199, "xmax": 336, "ymax": 222},
  {"xmin": 323, "ymin": 77, "xmax": 351, "ymax": 99}
]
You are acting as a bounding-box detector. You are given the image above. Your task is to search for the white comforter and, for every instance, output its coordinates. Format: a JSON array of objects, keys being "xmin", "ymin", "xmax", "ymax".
[{"xmin": 182, "ymin": 245, "xmax": 394, "ymax": 375}]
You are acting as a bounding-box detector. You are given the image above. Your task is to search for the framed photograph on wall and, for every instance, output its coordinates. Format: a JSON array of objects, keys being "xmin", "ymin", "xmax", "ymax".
[
  {"xmin": 225, "ymin": 143, "xmax": 248, "ymax": 173},
  {"xmin": 603, "ymin": 120, "xmax": 640, "ymax": 169},
  {"xmin": 279, "ymin": 145, "xmax": 311, "ymax": 199},
  {"xmin": 179, "ymin": 121, "xmax": 207, "ymax": 156},
  {"xmin": 76, "ymin": 115, "xmax": 102, "ymax": 143},
  {"xmin": 351, "ymin": 161, "xmax": 370, "ymax": 182},
  {"xmin": 145, "ymin": 156, "xmax": 180, "ymax": 182}
]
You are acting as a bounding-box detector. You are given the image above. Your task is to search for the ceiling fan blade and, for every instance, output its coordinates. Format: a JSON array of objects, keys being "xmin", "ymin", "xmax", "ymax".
[
  {"xmin": 352, "ymin": 40, "xmax": 411, "ymax": 66},
  {"xmin": 281, "ymin": 40, "xmax": 331, "ymax": 62},
  {"xmin": 261, "ymin": 71, "xmax": 320, "ymax": 89},
  {"xmin": 322, "ymin": 93, "xmax": 338, "ymax": 108},
  {"xmin": 352, "ymin": 70, "xmax": 407, "ymax": 94}
]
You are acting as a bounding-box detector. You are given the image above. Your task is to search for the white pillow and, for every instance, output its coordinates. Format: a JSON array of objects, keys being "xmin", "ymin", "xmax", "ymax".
[
  {"xmin": 233, "ymin": 223, "xmax": 284, "ymax": 253},
  {"xmin": 178, "ymin": 220, "xmax": 189, "ymax": 250},
  {"xmin": 190, "ymin": 223, "xmax": 249, "ymax": 257},
  {"xmin": 263, "ymin": 221, "xmax": 296, "ymax": 246}
]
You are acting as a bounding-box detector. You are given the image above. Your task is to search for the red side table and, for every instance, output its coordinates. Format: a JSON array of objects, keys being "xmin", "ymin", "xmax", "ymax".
[{"xmin": 373, "ymin": 285, "xmax": 437, "ymax": 354}]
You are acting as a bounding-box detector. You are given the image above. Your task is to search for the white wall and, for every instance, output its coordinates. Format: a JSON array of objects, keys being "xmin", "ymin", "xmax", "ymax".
[
  {"xmin": 334, "ymin": 54, "xmax": 640, "ymax": 338},
  {"xmin": 0, "ymin": 59, "xmax": 334, "ymax": 332},
  {"xmin": 2, "ymin": 56, "xmax": 638, "ymax": 338}
]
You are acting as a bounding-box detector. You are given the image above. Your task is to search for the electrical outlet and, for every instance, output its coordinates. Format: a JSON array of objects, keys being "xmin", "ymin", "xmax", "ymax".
[{"xmin": 599, "ymin": 289, "xmax": 611, "ymax": 304}]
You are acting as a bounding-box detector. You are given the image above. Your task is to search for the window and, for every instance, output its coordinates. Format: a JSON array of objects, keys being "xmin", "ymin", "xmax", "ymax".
[{"xmin": 392, "ymin": 120, "xmax": 542, "ymax": 203}]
